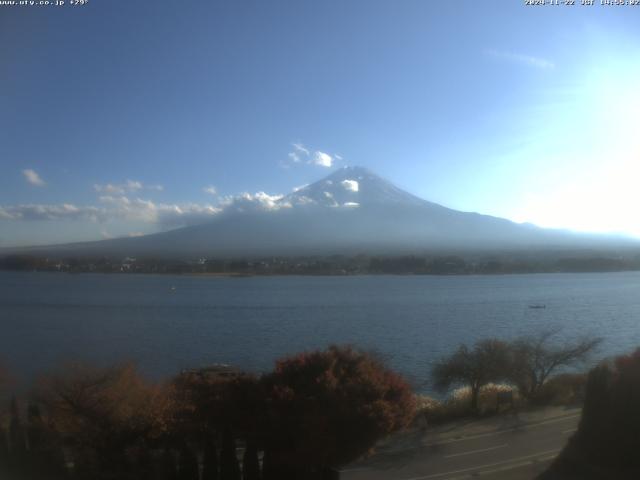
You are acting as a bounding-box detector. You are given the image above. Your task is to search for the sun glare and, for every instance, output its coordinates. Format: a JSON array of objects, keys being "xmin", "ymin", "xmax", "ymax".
[{"xmin": 512, "ymin": 60, "xmax": 640, "ymax": 238}]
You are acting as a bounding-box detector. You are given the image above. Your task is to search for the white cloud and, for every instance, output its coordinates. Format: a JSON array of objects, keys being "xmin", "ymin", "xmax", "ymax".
[
  {"xmin": 97, "ymin": 195, "xmax": 222, "ymax": 227},
  {"xmin": 287, "ymin": 152, "xmax": 301, "ymax": 164},
  {"xmin": 203, "ymin": 186, "xmax": 217, "ymax": 195},
  {"xmin": 220, "ymin": 191, "xmax": 290, "ymax": 213},
  {"xmin": 290, "ymin": 195, "xmax": 315, "ymax": 206},
  {"xmin": 485, "ymin": 49, "xmax": 555, "ymax": 69},
  {"xmin": 94, "ymin": 180, "xmax": 163, "ymax": 195},
  {"xmin": 22, "ymin": 169, "xmax": 45, "ymax": 187},
  {"xmin": 292, "ymin": 143, "xmax": 310, "ymax": 155},
  {"xmin": 292, "ymin": 184, "xmax": 308, "ymax": 192},
  {"xmin": 286, "ymin": 143, "xmax": 310, "ymax": 164},
  {"xmin": 343, "ymin": 202, "xmax": 360, "ymax": 207},
  {"xmin": 312, "ymin": 151, "xmax": 333, "ymax": 168},
  {"xmin": 0, "ymin": 187, "xmax": 296, "ymax": 230},
  {"xmin": 125, "ymin": 180, "xmax": 143, "ymax": 191},
  {"xmin": 0, "ymin": 197, "xmax": 221, "ymax": 228},
  {"xmin": 283, "ymin": 143, "xmax": 338, "ymax": 168},
  {"xmin": 94, "ymin": 183, "xmax": 125, "ymax": 194},
  {"xmin": 341, "ymin": 179, "xmax": 359, "ymax": 192},
  {"xmin": 0, "ymin": 203, "xmax": 105, "ymax": 222}
]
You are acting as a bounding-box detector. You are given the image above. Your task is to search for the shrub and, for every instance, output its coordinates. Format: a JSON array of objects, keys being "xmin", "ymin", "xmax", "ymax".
[
  {"xmin": 415, "ymin": 384, "xmax": 519, "ymax": 424},
  {"xmin": 531, "ymin": 373, "xmax": 586, "ymax": 406},
  {"xmin": 263, "ymin": 345, "xmax": 416, "ymax": 476}
]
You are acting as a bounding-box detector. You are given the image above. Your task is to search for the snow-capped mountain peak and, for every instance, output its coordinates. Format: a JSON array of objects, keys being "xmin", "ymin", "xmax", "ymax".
[{"xmin": 285, "ymin": 166, "xmax": 427, "ymax": 209}]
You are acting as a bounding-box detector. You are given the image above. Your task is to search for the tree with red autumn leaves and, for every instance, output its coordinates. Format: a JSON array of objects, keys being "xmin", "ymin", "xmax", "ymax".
[{"xmin": 262, "ymin": 345, "xmax": 416, "ymax": 479}]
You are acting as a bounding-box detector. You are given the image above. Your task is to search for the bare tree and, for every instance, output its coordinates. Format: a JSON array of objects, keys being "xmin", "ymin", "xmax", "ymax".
[
  {"xmin": 509, "ymin": 329, "xmax": 601, "ymax": 399},
  {"xmin": 432, "ymin": 339, "xmax": 511, "ymax": 413}
]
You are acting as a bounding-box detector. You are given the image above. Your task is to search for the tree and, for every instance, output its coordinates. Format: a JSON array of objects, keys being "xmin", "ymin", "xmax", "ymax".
[
  {"xmin": 35, "ymin": 362, "xmax": 171, "ymax": 479},
  {"xmin": 170, "ymin": 366, "xmax": 262, "ymax": 441},
  {"xmin": 26, "ymin": 402, "xmax": 60, "ymax": 478},
  {"xmin": 509, "ymin": 330, "xmax": 601, "ymax": 400},
  {"xmin": 9, "ymin": 397, "xmax": 25, "ymax": 454},
  {"xmin": 242, "ymin": 438, "xmax": 260, "ymax": 480},
  {"xmin": 219, "ymin": 427, "xmax": 241, "ymax": 480},
  {"xmin": 541, "ymin": 348, "xmax": 640, "ymax": 479},
  {"xmin": 263, "ymin": 345, "xmax": 415, "ymax": 477},
  {"xmin": 8, "ymin": 396, "xmax": 27, "ymax": 476},
  {"xmin": 161, "ymin": 448, "xmax": 179, "ymax": 480},
  {"xmin": 202, "ymin": 435, "xmax": 219, "ymax": 480},
  {"xmin": 177, "ymin": 444, "xmax": 199, "ymax": 480},
  {"xmin": 27, "ymin": 402, "xmax": 45, "ymax": 451},
  {"xmin": 0, "ymin": 426, "xmax": 9, "ymax": 476},
  {"xmin": 171, "ymin": 366, "xmax": 264, "ymax": 480},
  {"xmin": 432, "ymin": 339, "xmax": 511, "ymax": 413}
]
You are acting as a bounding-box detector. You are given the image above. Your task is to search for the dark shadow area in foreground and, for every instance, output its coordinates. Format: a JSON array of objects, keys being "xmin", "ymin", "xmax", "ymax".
[{"xmin": 540, "ymin": 349, "xmax": 640, "ymax": 480}]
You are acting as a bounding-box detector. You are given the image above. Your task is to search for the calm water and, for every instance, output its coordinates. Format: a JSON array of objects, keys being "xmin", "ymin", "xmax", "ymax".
[{"xmin": 2, "ymin": 271, "xmax": 640, "ymax": 390}]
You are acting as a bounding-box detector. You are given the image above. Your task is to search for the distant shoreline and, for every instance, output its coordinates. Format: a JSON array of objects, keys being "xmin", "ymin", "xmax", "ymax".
[
  {"xmin": 3, "ymin": 251, "xmax": 640, "ymax": 276},
  {"xmin": 3, "ymin": 269, "xmax": 640, "ymax": 278}
]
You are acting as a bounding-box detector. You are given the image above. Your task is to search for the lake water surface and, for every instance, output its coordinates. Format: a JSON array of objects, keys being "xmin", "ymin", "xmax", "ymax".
[{"xmin": 2, "ymin": 271, "xmax": 640, "ymax": 390}]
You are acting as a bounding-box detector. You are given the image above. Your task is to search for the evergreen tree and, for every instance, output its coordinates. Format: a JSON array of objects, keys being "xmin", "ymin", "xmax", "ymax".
[
  {"xmin": 0, "ymin": 428, "xmax": 9, "ymax": 476},
  {"xmin": 219, "ymin": 427, "xmax": 240, "ymax": 480},
  {"xmin": 177, "ymin": 444, "xmax": 199, "ymax": 480},
  {"xmin": 260, "ymin": 449, "xmax": 294, "ymax": 480},
  {"xmin": 202, "ymin": 436, "xmax": 219, "ymax": 480},
  {"xmin": 27, "ymin": 402, "xmax": 45, "ymax": 450},
  {"xmin": 26, "ymin": 403, "xmax": 45, "ymax": 478},
  {"xmin": 161, "ymin": 448, "xmax": 179, "ymax": 480},
  {"xmin": 135, "ymin": 444, "xmax": 154, "ymax": 480},
  {"xmin": 46, "ymin": 445, "xmax": 69, "ymax": 480},
  {"xmin": 25, "ymin": 402, "xmax": 69, "ymax": 479},
  {"xmin": 242, "ymin": 439, "xmax": 260, "ymax": 480},
  {"xmin": 260, "ymin": 449, "xmax": 274, "ymax": 480}
]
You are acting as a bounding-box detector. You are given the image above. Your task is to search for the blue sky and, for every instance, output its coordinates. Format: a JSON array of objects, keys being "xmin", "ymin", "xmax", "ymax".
[{"xmin": 2, "ymin": 1, "xmax": 640, "ymax": 246}]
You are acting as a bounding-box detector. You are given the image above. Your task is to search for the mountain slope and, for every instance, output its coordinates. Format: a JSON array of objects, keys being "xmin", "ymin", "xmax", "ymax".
[{"xmin": 5, "ymin": 167, "xmax": 636, "ymax": 258}]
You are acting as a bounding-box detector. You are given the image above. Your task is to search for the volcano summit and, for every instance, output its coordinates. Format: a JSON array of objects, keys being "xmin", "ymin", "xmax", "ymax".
[{"xmin": 7, "ymin": 167, "xmax": 634, "ymax": 258}]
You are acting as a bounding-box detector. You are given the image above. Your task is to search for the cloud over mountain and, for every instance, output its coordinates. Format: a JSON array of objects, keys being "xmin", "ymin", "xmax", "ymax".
[
  {"xmin": 2, "ymin": 167, "xmax": 635, "ymax": 256},
  {"xmin": 284, "ymin": 143, "xmax": 338, "ymax": 168}
]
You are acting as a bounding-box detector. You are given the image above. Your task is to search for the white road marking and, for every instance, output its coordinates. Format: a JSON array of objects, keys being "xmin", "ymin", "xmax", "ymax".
[
  {"xmin": 340, "ymin": 466, "xmax": 372, "ymax": 473},
  {"xmin": 401, "ymin": 449, "xmax": 561, "ymax": 480},
  {"xmin": 443, "ymin": 453, "xmax": 558, "ymax": 480},
  {"xmin": 341, "ymin": 413, "xmax": 578, "ymax": 477},
  {"xmin": 422, "ymin": 413, "xmax": 580, "ymax": 447},
  {"xmin": 443, "ymin": 443, "xmax": 507, "ymax": 459}
]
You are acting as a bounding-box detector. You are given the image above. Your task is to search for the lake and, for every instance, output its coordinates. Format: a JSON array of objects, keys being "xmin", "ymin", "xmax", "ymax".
[{"xmin": 2, "ymin": 271, "xmax": 640, "ymax": 391}]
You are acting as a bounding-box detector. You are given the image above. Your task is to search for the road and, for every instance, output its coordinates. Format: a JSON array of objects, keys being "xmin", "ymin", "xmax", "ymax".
[{"xmin": 340, "ymin": 408, "xmax": 580, "ymax": 480}]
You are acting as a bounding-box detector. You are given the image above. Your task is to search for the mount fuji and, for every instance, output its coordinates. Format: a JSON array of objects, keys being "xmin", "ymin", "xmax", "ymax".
[{"xmin": 8, "ymin": 167, "xmax": 636, "ymax": 258}]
